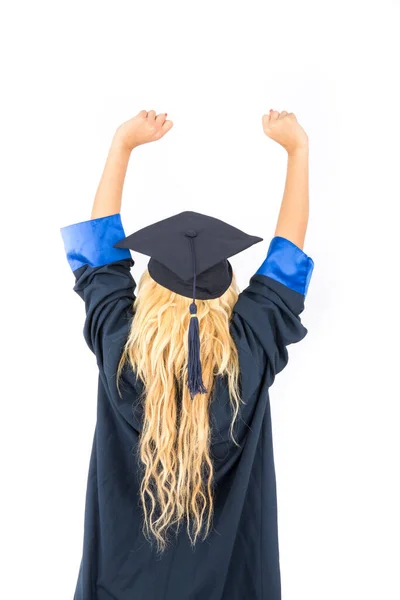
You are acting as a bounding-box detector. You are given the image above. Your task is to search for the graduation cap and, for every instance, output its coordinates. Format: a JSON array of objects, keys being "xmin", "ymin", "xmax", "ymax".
[{"xmin": 113, "ymin": 210, "xmax": 263, "ymax": 398}]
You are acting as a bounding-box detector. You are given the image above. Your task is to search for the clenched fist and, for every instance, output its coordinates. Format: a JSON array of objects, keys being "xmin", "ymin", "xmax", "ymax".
[
  {"xmin": 113, "ymin": 109, "xmax": 174, "ymax": 151},
  {"xmin": 262, "ymin": 110, "xmax": 308, "ymax": 155}
]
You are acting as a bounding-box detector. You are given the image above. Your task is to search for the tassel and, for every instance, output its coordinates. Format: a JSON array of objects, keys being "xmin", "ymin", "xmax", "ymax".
[
  {"xmin": 184, "ymin": 231, "xmax": 207, "ymax": 399},
  {"xmin": 187, "ymin": 302, "xmax": 207, "ymax": 399}
]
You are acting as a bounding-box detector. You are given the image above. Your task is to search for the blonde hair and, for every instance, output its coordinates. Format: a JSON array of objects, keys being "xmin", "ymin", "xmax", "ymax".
[{"xmin": 116, "ymin": 268, "xmax": 242, "ymax": 552}]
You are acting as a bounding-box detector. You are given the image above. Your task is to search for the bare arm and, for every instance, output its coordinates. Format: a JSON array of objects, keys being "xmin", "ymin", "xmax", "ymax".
[
  {"xmin": 262, "ymin": 110, "xmax": 309, "ymax": 250},
  {"xmin": 274, "ymin": 147, "xmax": 309, "ymax": 249},
  {"xmin": 91, "ymin": 141, "xmax": 131, "ymax": 220},
  {"xmin": 91, "ymin": 109, "xmax": 173, "ymax": 220}
]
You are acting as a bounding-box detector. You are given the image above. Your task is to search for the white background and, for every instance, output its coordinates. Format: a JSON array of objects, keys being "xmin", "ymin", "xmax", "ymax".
[{"xmin": 1, "ymin": 1, "xmax": 400, "ymax": 598}]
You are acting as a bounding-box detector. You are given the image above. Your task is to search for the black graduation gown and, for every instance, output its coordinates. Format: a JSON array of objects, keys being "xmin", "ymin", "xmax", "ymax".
[{"xmin": 60, "ymin": 213, "xmax": 314, "ymax": 600}]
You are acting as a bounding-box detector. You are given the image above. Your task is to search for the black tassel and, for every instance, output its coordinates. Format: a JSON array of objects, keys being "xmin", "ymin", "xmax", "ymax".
[
  {"xmin": 184, "ymin": 231, "xmax": 207, "ymax": 399},
  {"xmin": 187, "ymin": 302, "xmax": 207, "ymax": 399}
]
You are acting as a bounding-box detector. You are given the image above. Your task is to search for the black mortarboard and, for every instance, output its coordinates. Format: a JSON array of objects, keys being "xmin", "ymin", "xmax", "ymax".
[{"xmin": 113, "ymin": 210, "xmax": 263, "ymax": 398}]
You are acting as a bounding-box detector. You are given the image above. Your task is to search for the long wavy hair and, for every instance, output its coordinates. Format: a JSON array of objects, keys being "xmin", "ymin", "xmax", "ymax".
[{"xmin": 116, "ymin": 268, "xmax": 242, "ymax": 552}]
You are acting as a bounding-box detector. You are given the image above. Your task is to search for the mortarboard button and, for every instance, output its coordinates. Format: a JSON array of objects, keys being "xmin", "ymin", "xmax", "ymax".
[{"xmin": 184, "ymin": 230, "xmax": 197, "ymax": 238}]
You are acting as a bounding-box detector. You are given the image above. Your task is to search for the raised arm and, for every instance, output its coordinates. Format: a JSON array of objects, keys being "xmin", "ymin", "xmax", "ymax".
[
  {"xmin": 60, "ymin": 109, "xmax": 173, "ymax": 364},
  {"xmin": 91, "ymin": 109, "xmax": 174, "ymax": 220},
  {"xmin": 231, "ymin": 109, "xmax": 313, "ymax": 386},
  {"xmin": 262, "ymin": 109, "xmax": 309, "ymax": 250}
]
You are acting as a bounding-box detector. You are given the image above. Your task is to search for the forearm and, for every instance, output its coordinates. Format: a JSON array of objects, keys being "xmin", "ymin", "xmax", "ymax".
[
  {"xmin": 274, "ymin": 147, "xmax": 309, "ymax": 250},
  {"xmin": 91, "ymin": 136, "xmax": 132, "ymax": 220}
]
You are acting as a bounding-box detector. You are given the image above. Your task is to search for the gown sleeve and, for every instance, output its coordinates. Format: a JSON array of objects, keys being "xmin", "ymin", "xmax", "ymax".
[
  {"xmin": 60, "ymin": 213, "xmax": 136, "ymax": 367},
  {"xmin": 230, "ymin": 236, "xmax": 314, "ymax": 387}
]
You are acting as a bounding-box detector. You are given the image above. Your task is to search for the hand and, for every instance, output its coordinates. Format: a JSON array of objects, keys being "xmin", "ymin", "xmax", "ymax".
[
  {"xmin": 262, "ymin": 110, "xmax": 308, "ymax": 155},
  {"xmin": 113, "ymin": 109, "xmax": 174, "ymax": 151}
]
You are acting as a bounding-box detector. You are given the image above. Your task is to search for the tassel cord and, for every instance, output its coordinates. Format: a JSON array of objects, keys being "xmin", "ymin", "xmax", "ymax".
[{"xmin": 187, "ymin": 235, "xmax": 207, "ymax": 398}]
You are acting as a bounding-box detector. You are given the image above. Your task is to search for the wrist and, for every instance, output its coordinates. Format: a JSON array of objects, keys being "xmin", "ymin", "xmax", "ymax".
[
  {"xmin": 288, "ymin": 144, "xmax": 309, "ymax": 158},
  {"xmin": 111, "ymin": 130, "xmax": 137, "ymax": 155}
]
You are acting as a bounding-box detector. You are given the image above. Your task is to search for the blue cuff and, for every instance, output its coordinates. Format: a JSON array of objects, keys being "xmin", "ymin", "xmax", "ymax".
[
  {"xmin": 60, "ymin": 213, "xmax": 131, "ymax": 272},
  {"xmin": 255, "ymin": 236, "xmax": 314, "ymax": 296}
]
